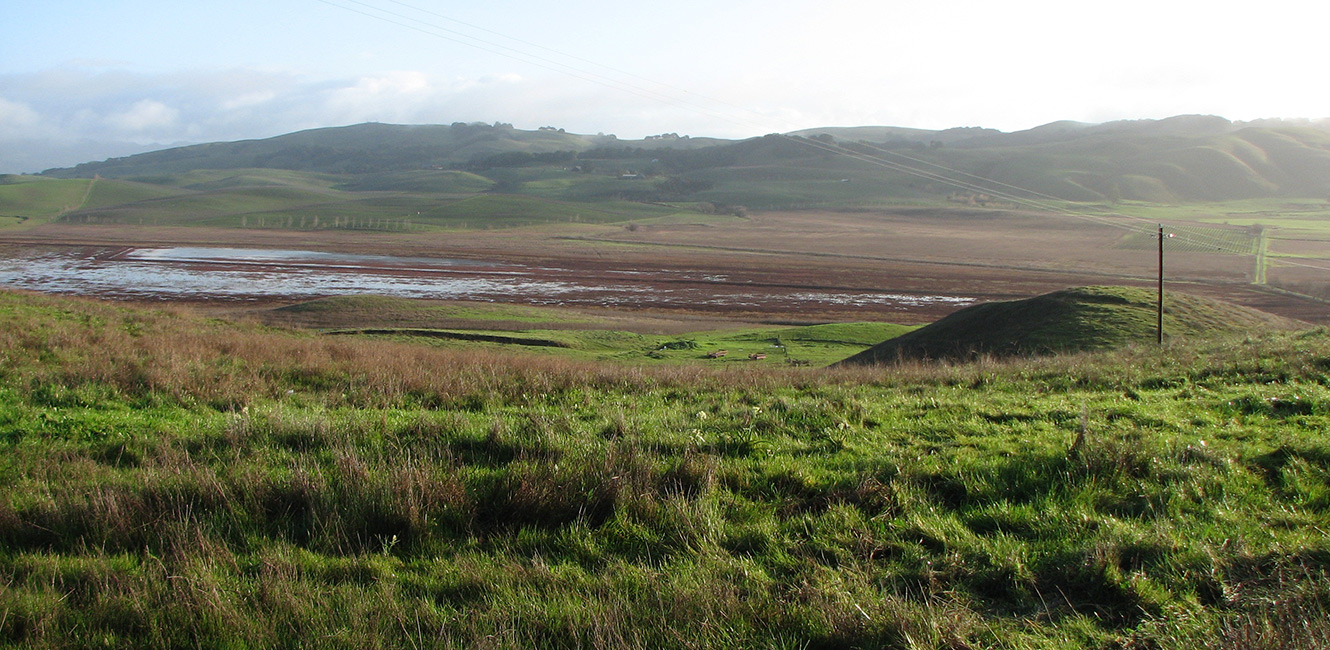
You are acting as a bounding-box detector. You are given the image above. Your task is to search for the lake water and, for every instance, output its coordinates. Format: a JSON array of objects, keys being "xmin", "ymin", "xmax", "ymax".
[{"xmin": 0, "ymin": 246, "xmax": 974, "ymax": 311}]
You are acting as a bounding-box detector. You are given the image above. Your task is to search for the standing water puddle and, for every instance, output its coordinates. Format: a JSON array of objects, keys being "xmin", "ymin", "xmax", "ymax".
[{"xmin": 0, "ymin": 246, "xmax": 974, "ymax": 310}]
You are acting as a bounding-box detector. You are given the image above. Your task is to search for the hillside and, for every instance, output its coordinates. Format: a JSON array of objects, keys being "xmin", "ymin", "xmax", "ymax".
[
  {"xmin": 796, "ymin": 116, "xmax": 1330, "ymax": 203},
  {"xmin": 41, "ymin": 122, "xmax": 729, "ymax": 178},
  {"xmin": 37, "ymin": 116, "xmax": 1330, "ymax": 207},
  {"xmin": 837, "ymin": 286, "xmax": 1303, "ymax": 365},
  {"xmin": 2, "ymin": 289, "xmax": 1329, "ymax": 648}
]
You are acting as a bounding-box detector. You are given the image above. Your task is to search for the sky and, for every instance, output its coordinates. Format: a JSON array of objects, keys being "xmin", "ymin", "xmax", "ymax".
[{"xmin": 2, "ymin": 0, "xmax": 1328, "ymax": 173}]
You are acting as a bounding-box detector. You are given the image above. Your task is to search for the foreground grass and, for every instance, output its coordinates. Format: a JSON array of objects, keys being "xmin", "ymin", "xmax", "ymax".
[{"xmin": 1, "ymin": 290, "xmax": 1329, "ymax": 649}]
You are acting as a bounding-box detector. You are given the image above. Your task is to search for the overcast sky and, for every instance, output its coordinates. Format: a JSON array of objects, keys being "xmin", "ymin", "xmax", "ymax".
[{"xmin": 3, "ymin": 0, "xmax": 1328, "ymax": 173}]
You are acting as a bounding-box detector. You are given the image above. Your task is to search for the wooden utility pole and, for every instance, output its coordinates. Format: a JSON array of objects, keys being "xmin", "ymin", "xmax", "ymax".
[
  {"xmin": 1154, "ymin": 224, "xmax": 1175, "ymax": 345},
  {"xmin": 1157, "ymin": 224, "xmax": 1165, "ymax": 345}
]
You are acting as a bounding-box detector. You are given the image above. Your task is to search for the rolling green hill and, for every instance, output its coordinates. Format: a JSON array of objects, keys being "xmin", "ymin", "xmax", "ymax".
[
  {"xmin": 43, "ymin": 118, "xmax": 1330, "ymax": 205},
  {"xmin": 779, "ymin": 117, "xmax": 1330, "ymax": 204},
  {"xmin": 837, "ymin": 285, "xmax": 1304, "ymax": 364},
  {"xmin": 0, "ymin": 175, "xmax": 188, "ymax": 227},
  {"xmin": 24, "ymin": 117, "xmax": 1330, "ymax": 229},
  {"xmin": 42, "ymin": 122, "xmax": 728, "ymax": 179},
  {"xmin": 42, "ymin": 164, "xmax": 703, "ymax": 231},
  {"xmin": 0, "ymin": 175, "xmax": 96, "ymax": 221}
]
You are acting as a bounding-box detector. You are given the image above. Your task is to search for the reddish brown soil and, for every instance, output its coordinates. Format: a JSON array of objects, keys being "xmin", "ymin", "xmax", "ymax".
[{"xmin": 4, "ymin": 206, "xmax": 1328, "ymax": 326}]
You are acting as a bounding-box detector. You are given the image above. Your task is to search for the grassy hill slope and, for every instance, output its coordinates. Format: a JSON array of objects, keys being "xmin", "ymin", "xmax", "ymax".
[
  {"xmin": 41, "ymin": 122, "xmax": 728, "ymax": 179},
  {"xmin": 838, "ymin": 286, "xmax": 1302, "ymax": 365},
  {"xmin": 39, "ymin": 118, "xmax": 1330, "ymax": 214},
  {"xmin": 2, "ymin": 290, "xmax": 1329, "ymax": 648},
  {"xmin": 40, "ymin": 165, "xmax": 700, "ymax": 230},
  {"xmin": 0, "ymin": 175, "xmax": 96, "ymax": 224},
  {"xmin": 779, "ymin": 117, "xmax": 1330, "ymax": 204}
]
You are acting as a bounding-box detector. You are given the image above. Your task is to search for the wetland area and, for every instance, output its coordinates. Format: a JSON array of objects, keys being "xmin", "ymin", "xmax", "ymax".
[{"xmin": 0, "ymin": 243, "xmax": 975, "ymax": 314}]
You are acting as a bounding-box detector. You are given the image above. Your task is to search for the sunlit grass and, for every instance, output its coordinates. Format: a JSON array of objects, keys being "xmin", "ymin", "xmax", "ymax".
[{"xmin": 1, "ymin": 289, "xmax": 1329, "ymax": 648}]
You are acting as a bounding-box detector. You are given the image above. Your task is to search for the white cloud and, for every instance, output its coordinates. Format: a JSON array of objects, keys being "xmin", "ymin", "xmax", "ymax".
[
  {"xmin": 0, "ymin": 67, "xmax": 570, "ymax": 171},
  {"xmin": 221, "ymin": 91, "xmax": 277, "ymax": 111},
  {"xmin": 106, "ymin": 99, "xmax": 180, "ymax": 135},
  {"xmin": 0, "ymin": 98, "xmax": 47, "ymax": 140},
  {"xmin": 323, "ymin": 71, "xmax": 436, "ymax": 123}
]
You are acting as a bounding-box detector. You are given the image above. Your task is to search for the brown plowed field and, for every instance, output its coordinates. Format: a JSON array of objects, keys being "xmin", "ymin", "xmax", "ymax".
[{"xmin": 4, "ymin": 205, "xmax": 1327, "ymax": 325}]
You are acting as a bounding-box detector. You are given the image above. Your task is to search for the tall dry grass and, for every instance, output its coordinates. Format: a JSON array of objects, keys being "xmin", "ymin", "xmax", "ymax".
[
  {"xmin": 7, "ymin": 290, "xmax": 1322, "ymax": 414},
  {"xmin": 0, "ymin": 291, "xmax": 799, "ymax": 411}
]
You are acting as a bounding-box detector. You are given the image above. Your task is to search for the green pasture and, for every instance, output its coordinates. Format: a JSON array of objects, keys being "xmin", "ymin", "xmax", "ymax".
[
  {"xmin": 48, "ymin": 169, "xmax": 699, "ymax": 230},
  {"xmin": 81, "ymin": 178, "xmax": 183, "ymax": 209},
  {"xmin": 1108, "ymin": 198, "xmax": 1330, "ymax": 228},
  {"xmin": 264, "ymin": 297, "xmax": 917, "ymax": 366},
  {"xmin": 24, "ymin": 155, "xmax": 1330, "ymax": 236},
  {"xmin": 266, "ymin": 295, "xmax": 600, "ymax": 329},
  {"xmin": 0, "ymin": 175, "xmax": 94, "ymax": 225},
  {"xmin": 695, "ymin": 161, "xmax": 934, "ymax": 209},
  {"xmin": 60, "ymin": 185, "xmax": 351, "ymax": 226},
  {"xmin": 192, "ymin": 194, "xmax": 441, "ymax": 230},
  {"xmin": 332, "ymin": 169, "xmax": 495, "ymax": 194},
  {"xmin": 2, "ymin": 289, "xmax": 1330, "ymax": 648},
  {"xmin": 332, "ymin": 321, "xmax": 917, "ymax": 366},
  {"xmin": 126, "ymin": 168, "xmax": 349, "ymax": 191},
  {"xmin": 1116, "ymin": 223, "xmax": 1258, "ymax": 254}
]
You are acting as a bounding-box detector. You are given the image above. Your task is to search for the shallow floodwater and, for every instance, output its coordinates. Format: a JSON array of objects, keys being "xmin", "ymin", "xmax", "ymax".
[{"xmin": 0, "ymin": 246, "xmax": 974, "ymax": 310}]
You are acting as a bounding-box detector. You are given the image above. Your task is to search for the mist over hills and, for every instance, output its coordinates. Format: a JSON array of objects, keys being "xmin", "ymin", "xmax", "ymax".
[{"xmin": 36, "ymin": 115, "xmax": 1330, "ymax": 203}]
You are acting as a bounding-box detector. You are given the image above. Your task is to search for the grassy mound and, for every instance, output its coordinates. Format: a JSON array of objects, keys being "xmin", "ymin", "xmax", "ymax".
[{"xmin": 838, "ymin": 285, "xmax": 1301, "ymax": 365}]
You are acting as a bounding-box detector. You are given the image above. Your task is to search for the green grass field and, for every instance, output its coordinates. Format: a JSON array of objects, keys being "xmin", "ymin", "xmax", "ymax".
[
  {"xmin": 332, "ymin": 170, "xmax": 496, "ymax": 194},
  {"xmin": 262, "ymin": 297, "xmax": 909, "ymax": 366},
  {"xmin": 126, "ymin": 168, "xmax": 348, "ymax": 192},
  {"xmin": 1108, "ymin": 198, "xmax": 1330, "ymax": 252},
  {"xmin": 321, "ymin": 321, "xmax": 915, "ymax": 367},
  {"xmin": 19, "ymin": 156, "xmax": 1330, "ymax": 245},
  {"xmin": 35, "ymin": 167, "xmax": 713, "ymax": 232},
  {"xmin": 263, "ymin": 295, "xmax": 918, "ymax": 366},
  {"xmin": 1, "ymin": 289, "xmax": 1328, "ymax": 649},
  {"xmin": 0, "ymin": 175, "xmax": 95, "ymax": 226}
]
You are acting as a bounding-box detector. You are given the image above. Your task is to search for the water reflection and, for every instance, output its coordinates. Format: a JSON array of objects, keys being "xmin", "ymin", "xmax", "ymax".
[{"xmin": 0, "ymin": 246, "xmax": 974, "ymax": 310}]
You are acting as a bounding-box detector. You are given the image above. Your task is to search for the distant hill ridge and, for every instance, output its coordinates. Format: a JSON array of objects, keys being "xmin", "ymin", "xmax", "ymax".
[
  {"xmin": 42, "ymin": 122, "xmax": 728, "ymax": 178},
  {"xmin": 41, "ymin": 115, "xmax": 1330, "ymax": 203},
  {"xmin": 836, "ymin": 286, "xmax": 1305, "ymax": 365}
]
